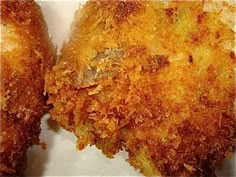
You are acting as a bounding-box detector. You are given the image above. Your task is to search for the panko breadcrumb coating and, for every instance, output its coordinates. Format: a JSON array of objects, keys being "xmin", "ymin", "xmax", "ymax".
[
  {"xmin": 0, "ymin": 0, "xmax": 56, "ymax": 176},
  {"xmin": 45, "ymin": 1, "xmax": 235, "ymax": 176}
]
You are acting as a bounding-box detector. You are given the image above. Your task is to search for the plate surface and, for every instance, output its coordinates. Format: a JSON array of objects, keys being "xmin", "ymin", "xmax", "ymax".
[{"xmin": 25, "ymin": 1, "xmax": 235, "ymax": 176}]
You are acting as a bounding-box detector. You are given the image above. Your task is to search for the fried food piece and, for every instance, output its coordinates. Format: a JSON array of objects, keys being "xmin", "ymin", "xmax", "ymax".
[
  {"xmin": 0, "ymin": 0, "xmax": 55, "ymax": 176},
  {"xmin": 45, "ymin": 1, "xmax": 235, "ymax": 176}
]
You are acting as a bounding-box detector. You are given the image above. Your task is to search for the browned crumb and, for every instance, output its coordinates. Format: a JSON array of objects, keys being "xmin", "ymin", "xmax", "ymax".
[
  {"xmin": 0, "ymin": 0, "xmax": 56, "ymax": 176},
  {"xmin": 45, "ymin": 1, "xmax": 235, "ymax": 176}
]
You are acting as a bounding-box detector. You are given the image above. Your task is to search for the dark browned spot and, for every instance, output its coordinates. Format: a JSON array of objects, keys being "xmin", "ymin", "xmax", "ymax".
[
  {"xmin": 191, "ymin": 34, "xmax": 199, "ymax": 43},
  {"xmin": 165, "ymin": 8, "xmax": 174, "ymax": 18},
  {"xmin": 68, "ymin": 112, "xmax": 75, "ymax": 127},
  {"xmin": 177, "ymin": 120, "xmax": 196, "ymax": 137},
  {"xmin": 165, "ymin": 7, "xmax": 177, "ymax": 23},
  {"xmin": 215, "ymin": 31, "xmax": 220, "ymax": 39},
  {"xmin": 230, "ymin": 51, "xmax": 235, "ymax": 62},
  {"xmin": 114, "ymin": 1, "xmax": 141, "ymax": 23},
  {"xmin": 199, "ymin": 94, "xmax": 215, "ymax": 108},
  {"xmin": 188, "ymin": 55, "xmax": 193, "ymax": 63},
  {"xmin": 197, "ymin": 12, "xmax": 207, "ymax": 24},
  {"xmin": 144, "ymin": 55, "xmax": 170, "ymax": 73},
  {"xmin": 156, "ymin": 55, "xmax": 170, "ymax": 67},
  {"xmin": 190, "ymin": 27, "xmax": 209, "ymax": 44}
]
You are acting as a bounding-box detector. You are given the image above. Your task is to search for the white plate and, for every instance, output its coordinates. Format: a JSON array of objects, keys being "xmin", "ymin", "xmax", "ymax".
[{"xmin": 25, "ymin": 1, "xmax": 235, "ymax": 176}]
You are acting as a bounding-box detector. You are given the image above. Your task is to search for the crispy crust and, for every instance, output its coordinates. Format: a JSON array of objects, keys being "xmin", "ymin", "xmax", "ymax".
[
  {"xmin": 45, "ymin": 1, "xmax": 235, "ymax": 176},
  {"xmin": 0, "ymin": 0, "xmax": 56, "ymax": 176}
]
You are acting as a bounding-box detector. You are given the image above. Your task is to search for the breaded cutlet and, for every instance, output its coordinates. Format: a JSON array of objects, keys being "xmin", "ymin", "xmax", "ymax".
[
  {"xmin": 45, "ymin": 1, "xmax": 235, "ymax": 176},
  {"xmin": 0, "ymin": 0, "xmax": 55, "ymax": 176}
]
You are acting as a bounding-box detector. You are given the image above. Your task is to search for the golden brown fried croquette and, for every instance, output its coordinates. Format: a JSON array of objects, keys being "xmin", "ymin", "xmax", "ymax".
[
  {"xmin": 0, "ymin": 0, "xmax": 56, "ymax": 176},
  {"xmin": 45, "ymin": 1, "xmax": 235, "ymax": 176}
]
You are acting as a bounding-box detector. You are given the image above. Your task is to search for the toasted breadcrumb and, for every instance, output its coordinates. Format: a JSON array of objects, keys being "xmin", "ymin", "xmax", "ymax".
[
  {"xmin": 45, "ymin": 1, "xmax": 235, "ymax": 176},
  {"xmin": 0, "ymin": 0, "xmax": 56, "ymax": 176}
]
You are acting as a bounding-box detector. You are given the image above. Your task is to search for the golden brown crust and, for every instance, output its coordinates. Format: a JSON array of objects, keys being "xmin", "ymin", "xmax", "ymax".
[
  {"xmin": 45, "ymin": 0, "xmax": 235, "ymax": 176},
  {"xmin": 0, "ymin": 0, "xmax": 56, "ymax": 176}
]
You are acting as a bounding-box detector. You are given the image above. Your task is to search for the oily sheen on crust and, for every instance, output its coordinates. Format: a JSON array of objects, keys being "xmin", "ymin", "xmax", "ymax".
[
  {"xmin": 45, "ymin": 1, "xmax": 236, "ymax": 176},
  {"xmin": 0, "ymin": 0, "xmax": 56, "ymax": 176}
]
